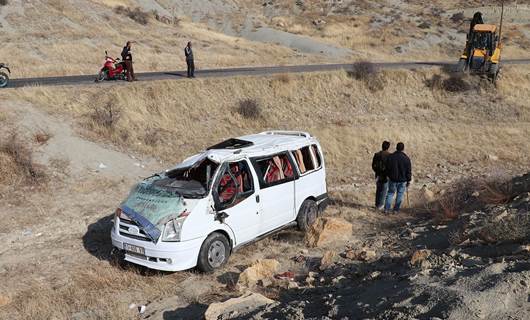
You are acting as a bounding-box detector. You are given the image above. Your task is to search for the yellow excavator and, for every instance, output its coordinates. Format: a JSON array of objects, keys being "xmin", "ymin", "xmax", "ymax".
[{"xmin": 457, "ymin": 3, "xmax": 505, "ymax": 82}]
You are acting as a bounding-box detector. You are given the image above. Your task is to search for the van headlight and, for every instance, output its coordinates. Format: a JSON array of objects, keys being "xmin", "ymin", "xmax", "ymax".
[{"xmin": 162, "ymin": 217, "xmax": 186, "ymax": 242}]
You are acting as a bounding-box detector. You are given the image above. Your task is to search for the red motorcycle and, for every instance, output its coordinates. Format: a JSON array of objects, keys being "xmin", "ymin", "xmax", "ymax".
[{"xmin": 95, "ymin": 51, "xmax": 126, "ymax": 82}]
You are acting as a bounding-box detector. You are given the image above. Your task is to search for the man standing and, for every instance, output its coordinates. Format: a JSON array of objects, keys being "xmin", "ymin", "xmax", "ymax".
[
  {"xmin": 185, "ymin": 41, "xmax": 195, "ymax": 78},
  {"xmin": 372, "ymin": 141, "xmax": 391, "ymax": 210},
  {"xmin": 384, "ymin": 142, "xmax": 412, "ymax": 213},
  {"xmin": 121, "ymin": 41, "xmax": 136, "ymax": 82}
]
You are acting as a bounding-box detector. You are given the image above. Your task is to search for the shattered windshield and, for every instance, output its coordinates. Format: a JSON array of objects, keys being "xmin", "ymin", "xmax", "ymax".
[{"xmin": 160, "ymin": 158, "xmax": 219, "ymax": 198}]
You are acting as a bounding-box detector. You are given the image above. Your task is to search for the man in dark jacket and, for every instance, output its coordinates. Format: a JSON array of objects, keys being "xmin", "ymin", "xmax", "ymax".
[
  {"xmin": 384, "ymin": 142, "xmax": 412, "ymax": 213},
  {"xmin": 184, "ymin": 42, "xmax": 195, "ymax": 78},
  {"xmin": 121, "ymin": 41, "xmax": 136, "ymax": 82},
  {"xmin": 372, "ymin": 141, "xmax": 391, "ymax": 210}
]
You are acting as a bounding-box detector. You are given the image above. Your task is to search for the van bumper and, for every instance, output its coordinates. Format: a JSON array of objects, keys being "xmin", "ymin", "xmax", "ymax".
[{"xmin": 110, "ymin": 224, "xmax": 204, "ymax": 272}]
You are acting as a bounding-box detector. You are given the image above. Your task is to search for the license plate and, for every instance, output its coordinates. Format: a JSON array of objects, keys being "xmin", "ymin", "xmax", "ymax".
[{"xmin": 124, "ymin": 243, "xmax": 145, "ymax": 255}]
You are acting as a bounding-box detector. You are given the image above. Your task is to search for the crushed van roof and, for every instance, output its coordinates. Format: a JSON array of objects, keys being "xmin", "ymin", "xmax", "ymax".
[{"xmin": 174, "ymin": 131, "xmax": 318, "ymax": 168}]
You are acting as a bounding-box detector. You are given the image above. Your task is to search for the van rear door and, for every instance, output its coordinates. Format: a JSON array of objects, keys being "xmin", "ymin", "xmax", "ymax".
[{"xmin": 251, "ymin": 153, "xmax": 296, "ymax": 233}]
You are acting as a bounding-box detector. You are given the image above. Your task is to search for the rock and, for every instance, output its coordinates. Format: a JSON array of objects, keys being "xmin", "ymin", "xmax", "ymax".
[
  {"xmin": 420, "ymin": 185, "xmax": 435, "ymax": 203},
  {"xmin": 411, "ymin": 249, "xmax": 432, "ymax": 267},
  {"xmin": 320, "ymin": 251, "xmax": 336, "ymax": 270},
  {"xmin": 0, "ymin": 295, "xmax": 11, "ymax": 307},
  {"xmin": 343, "ymin": 248, "xmax": 376, "ymax": 261},
  {"xmin": 487, "ymin": 154, "xmax": 499, "ymax": 161},
  {"xmin": 204, "ymin": 292, "xmax": 275, "ymax": 320},
  {"xmin": 238, "ymin": 259, "xmax": 280, "ymax": 287},
  {"xmin": 305, "ymin": 217, "xmax": 353, "ymax": 248}
]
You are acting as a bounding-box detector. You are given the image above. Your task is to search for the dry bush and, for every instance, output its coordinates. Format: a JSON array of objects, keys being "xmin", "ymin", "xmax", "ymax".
[
  {"xmin": 275, "ymin": 73, "xmax": 291, "ymax": 84},
  {"xmin": 114, "ymin": 6, "xmax": 149, "ymax": 25},
  {"xmin": 237, "ymin": 98, "xmax": 261, "ymax": 119},
  {"xmin": 143, "ymin": 127, "xmax": 162, "ymax": 146},
  {"xmin": 436, "ymin": 175, "xmax": 513, "ymax": 220},
  {"xmin": 90, "ymin": 102, "xmax": 121, "ymax": 131},
  {"xmin": 34, "ymin": 130, "xmax": 52, "ymax": 145},
  {"xmin": 0, "ymin": 0, "xmax": 8, "ymax": 6},
  {"xmin": 0, "ymin": 132, "xmax": 46, "ymax": 185},
  {"xmin": 350, "ymin": 61, "xmax": 385, "ymax": 92},
  {"xmin": 425, "ymin": 73, "xmax": 475, "ymax": 93},
  {"xmin": 442, "ymin": 74, "xmax": 472, "ymax": 93}
]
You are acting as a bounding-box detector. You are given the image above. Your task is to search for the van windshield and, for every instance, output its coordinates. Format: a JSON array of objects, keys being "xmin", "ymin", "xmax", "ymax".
[{"xmin": 156, "ymin": 158, "xmax": 219, "ymax": 198}]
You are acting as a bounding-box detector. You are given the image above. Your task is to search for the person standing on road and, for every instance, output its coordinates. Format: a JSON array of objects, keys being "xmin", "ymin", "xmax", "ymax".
[
  {"xmin": 372, "ymin": 141, "xmax": 391, "ymax": 211},
  {"xmin": 185, "ymin": 41, "xmax": 195, "ymax": 78},
  {"xmin": 384, "ymin": 142, "xmax": 412, "ymax": 214},
  {"xmin": 121, "ymin": 41, "xmax": 136, "ymax": 82}
]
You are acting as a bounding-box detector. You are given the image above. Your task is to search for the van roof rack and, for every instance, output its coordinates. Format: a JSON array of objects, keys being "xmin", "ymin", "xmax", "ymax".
[{"xmin": 261, "ymin": 131, "xmax": 311, "ymax": 138}]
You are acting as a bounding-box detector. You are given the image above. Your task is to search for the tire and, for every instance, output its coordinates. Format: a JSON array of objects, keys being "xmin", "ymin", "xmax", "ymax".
[
  {"xmin": 0, "ymin": 72, "xmax": 9, "ymax": 88},
  {"xmin": 197, "ymin": 232, "xmax": 230, "ymax": 273},
  {"xmin": 489, "ymin": 63, "xmax": 499, "ymax": 83},
  {"xmin": 96, "ymin": 71, "xmax": 106, "ymax": 82},
  {"xmin": 296, "ymin": 199, "xmax": 318, "ymax": 232},
  {"xmin": 456, "ymin": 59, "xmax": 467, "ymax": 73}
]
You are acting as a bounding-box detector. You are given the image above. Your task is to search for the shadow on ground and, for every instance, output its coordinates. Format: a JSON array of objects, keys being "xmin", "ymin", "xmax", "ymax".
[{"xmin": 162, "ymin": 304, "xmax": 208, "ymax": 320}]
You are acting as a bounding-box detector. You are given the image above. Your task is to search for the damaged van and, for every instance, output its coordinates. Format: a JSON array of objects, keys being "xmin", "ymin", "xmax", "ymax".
[{"xmin": 111, "ymin": 131, "xmax": 328, "ymax": 272}]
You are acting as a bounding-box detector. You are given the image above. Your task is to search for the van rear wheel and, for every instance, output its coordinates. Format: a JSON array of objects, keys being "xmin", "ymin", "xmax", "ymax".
[
  {"xmin": 297, "ymin": 199, "xmax": 318, "ymax": 232},
  {"xmin": 197, "ymin": 232, "xmax": 230, "ymax": 273}
]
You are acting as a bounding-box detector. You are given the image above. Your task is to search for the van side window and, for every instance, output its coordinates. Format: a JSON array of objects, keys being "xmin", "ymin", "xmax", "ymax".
[
  {"xmin": 216, "ymin": 160, "xmax": 254, "ymax": 208},
  {"xmin": 293, "ymin": 145, "xmax": 321, "ymax": 174},
  {"xmin": 311, "ymin": 144, "xmax": 322, "ymax": 168},
  {"xmin": 253, "ymin": 153, "xmax": 294, "ymax": 188}
]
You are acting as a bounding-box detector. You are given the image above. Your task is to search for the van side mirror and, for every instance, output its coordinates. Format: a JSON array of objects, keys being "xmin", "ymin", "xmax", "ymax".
[{"xmin": 215, "ymin": 211, "xmax": 229, "ymax": 223}]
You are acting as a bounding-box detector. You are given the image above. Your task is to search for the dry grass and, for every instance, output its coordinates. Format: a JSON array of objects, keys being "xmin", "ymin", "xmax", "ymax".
[
  {"xmin": 0, "ymin": 131, "xmax": 46, "ymax": 186},
  {"xmin": 10, "ymin": 67, "xmax": 530, "ymax": 185}
]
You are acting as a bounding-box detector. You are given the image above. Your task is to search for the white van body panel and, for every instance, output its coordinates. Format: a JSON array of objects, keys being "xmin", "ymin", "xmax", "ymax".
[{"xmin": 111, "ymin": 131, "xmax": 328, "ymax": 272}]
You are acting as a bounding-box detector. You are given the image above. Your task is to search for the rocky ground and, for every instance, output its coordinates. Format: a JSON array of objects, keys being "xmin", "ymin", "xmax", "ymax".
[{"xmin": 139, "ymin": 174, "xmax": 530, "ymax": 320}]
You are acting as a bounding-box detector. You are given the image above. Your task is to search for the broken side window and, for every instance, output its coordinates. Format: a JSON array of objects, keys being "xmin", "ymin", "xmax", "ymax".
[
  {"xmin": 216, "ymin": 160, "xmax": 254, "ymax": 208},
  {"xmin": 253, "ymin": 153, "xmax": 294, "ymax": 187}
]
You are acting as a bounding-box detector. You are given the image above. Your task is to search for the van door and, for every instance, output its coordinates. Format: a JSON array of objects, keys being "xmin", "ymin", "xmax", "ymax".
[
  {"xmin": 212, "ymin": 160, "xmax": 260, "ymax": 245},
  {"xmin": 251, "ymin": 153, "xmax": 296, "ymax": 233}
]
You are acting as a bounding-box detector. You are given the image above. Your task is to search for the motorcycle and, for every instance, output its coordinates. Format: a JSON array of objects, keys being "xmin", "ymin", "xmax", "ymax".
[
  {"xmin": 95, "ymin": 51, "xmax": 127, "ymax": 82},
  {"xmin": 0, "ymin": 63, "xmax": 11, "ymax": 88}
]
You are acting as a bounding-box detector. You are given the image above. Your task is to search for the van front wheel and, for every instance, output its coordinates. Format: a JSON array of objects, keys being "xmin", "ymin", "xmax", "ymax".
[
  {"xmin": 197, "ymin": 232, "xmax": 230, "ymax": 273},
  {"xmin": 297, "ymin": 199, "xmax": 318, "ymax": 232}
]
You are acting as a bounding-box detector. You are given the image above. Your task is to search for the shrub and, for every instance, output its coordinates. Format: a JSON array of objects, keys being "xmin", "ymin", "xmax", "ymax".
[
  {"xmin": 114, "ymin": 6, "xmax": 149, "ymax": 25},
  {"xmin": 237, "ymin": 99, "xmax": 261, "ymax": 119},
  {"xmin": 91, "ymin": 102, "xmax": 121, "ymax": 130},
  {"xmin": 0, "ymin": 0, "xmax": 8, "ymax": 6},
  {"xmin": 0, "ymin": 132, "xmax": 46, "ymax": 185},
  {"xmin": 442, "ymin": 75, "xmax": 472, "ymax": 93},
  {"xmin": 275, "ymin": 73, "xmax": 291, "ymax": 84},
  {"xmin": 350, "ymin": 61, "xmax": 385, "ymax": 92}
]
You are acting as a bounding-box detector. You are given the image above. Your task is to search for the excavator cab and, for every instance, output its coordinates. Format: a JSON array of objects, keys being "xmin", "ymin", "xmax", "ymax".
[{"xmin": 458, "ymin": 24, "xmax": 501, "ymax": 81}]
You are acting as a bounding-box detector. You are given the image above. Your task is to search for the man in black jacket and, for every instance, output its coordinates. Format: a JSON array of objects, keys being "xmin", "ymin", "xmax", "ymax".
[
  {"xmin": 384, "ymin": 142, "xmax": 412, "ymax": 213},
  {"xmin": 121, "ymin": 41, "xmax": 136, "ymax": 82},
  {"xmin": 184, "ymin": 42, "xmax": 195, "ymax": 78},
  {"xmin": 372, "ymin": 141, "xmax": 391, "ymax": 210}
]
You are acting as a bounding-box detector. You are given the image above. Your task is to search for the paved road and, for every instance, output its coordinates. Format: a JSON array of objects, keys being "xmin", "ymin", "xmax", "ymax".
[{"xmin": 7, "ymin": 59, "xmax": 530, "ymax": 88}]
